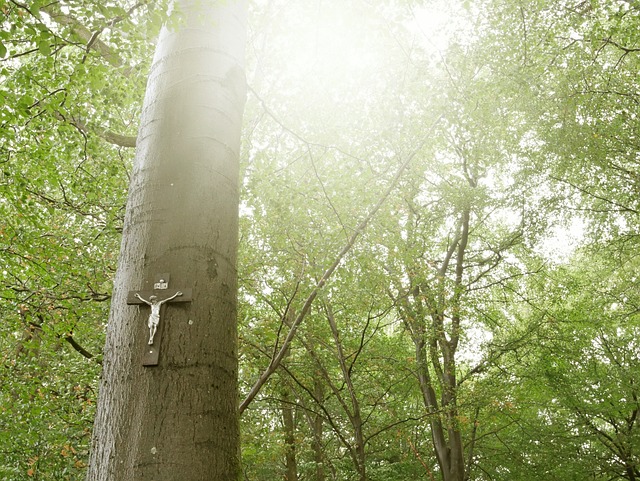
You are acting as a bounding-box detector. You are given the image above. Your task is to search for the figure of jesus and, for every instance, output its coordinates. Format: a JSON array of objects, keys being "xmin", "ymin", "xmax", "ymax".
[{"xmin": 135, "ymin": 291, "xmax": 183, "ymax": 345}]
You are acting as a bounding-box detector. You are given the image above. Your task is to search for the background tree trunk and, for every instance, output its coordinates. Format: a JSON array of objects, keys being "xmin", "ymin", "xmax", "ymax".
[
  {"xmin": 85, "ymin": 1, "xmax": 247, "ymax": 480},
  {"xmin": 311, "ymin": 377, "xmax": 326, "ymax": 481},
  {"xmin": 282, "ymin": 389, "xmax": 299, "ymax": 481}
]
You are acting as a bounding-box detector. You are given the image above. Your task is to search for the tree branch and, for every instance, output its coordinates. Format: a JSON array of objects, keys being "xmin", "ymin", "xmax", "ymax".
[
  {"xmin": 55, "ymin": 111, "xmax": 137, "ymax": 147},
  {"xmin": 65, "ymin": 334, "xmax": 100, "ymax": 362},
  {"xmin": 238, "ymin": 114, "xmax": 444, "ymax": 415},
  {"xmin": 42, "ymin": 4, "xmax": 124, "ymax": 68}
]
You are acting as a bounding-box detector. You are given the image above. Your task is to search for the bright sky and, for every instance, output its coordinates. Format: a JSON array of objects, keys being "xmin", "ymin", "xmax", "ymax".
[
  {"xmin": 409, "ymin": 0, "xmax": 470, "ymax": 52},
  {"xmin": 251, "ymin": 0, "xmax": 586, "ymax": 265}
]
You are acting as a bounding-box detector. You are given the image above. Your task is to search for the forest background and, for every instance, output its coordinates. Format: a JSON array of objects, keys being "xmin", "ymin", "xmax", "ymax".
[{"xmin": 1, "ymin": 0, "xmax": 639, "ymax": 480}]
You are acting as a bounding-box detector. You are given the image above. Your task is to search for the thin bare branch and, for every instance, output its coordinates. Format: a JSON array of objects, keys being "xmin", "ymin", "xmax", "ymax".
[{"xmin": 239, "ymin": 114, "xmax": 444, "ymax": 414}]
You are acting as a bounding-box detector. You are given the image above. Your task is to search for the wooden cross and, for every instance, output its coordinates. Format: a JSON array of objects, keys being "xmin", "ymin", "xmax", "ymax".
[{"xmin": 127, "ymin": 273, "xmax": 192, "ymax": 366}]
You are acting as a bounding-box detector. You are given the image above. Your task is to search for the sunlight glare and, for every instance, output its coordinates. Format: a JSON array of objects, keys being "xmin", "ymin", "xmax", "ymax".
[{"xmin": 409, "ymin": 0, "xmax": 470, "ymax": 54}]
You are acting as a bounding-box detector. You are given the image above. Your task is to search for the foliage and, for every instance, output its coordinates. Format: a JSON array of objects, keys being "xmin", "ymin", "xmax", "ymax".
[{"xmin": 2, "ymin": 0, "xmax": 640, "ymax": 480}]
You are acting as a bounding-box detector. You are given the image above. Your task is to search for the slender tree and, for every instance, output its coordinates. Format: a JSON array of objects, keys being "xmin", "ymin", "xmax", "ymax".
[{"xmin": 85, "ymin": 1, "xmax": 248, "ymax": 480}]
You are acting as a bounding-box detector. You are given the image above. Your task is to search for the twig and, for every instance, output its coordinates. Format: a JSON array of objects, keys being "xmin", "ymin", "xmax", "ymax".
[{"xmin": 238, "ymin": 114, "xmax": 443, "ymax": 414}]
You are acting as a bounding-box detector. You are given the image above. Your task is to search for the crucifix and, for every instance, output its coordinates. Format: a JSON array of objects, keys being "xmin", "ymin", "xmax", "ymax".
[{"xmin": 127, "ymin": 273, "xmax": 192, "ymax": 366}]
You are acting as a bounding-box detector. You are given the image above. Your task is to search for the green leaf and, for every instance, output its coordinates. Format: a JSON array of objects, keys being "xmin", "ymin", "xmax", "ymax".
[
  {"xmin": 37, "ymin": 39, "xmax": 50, "ymax": 56},
  {"xmin": 0, "ymin": 41, "xmax": 6, "ymax": 59}
]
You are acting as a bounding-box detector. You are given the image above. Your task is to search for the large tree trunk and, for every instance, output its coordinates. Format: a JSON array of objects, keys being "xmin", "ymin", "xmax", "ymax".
[{"xmin": 86, "ymin": 1, "xmax": 247, "ymax": 480}]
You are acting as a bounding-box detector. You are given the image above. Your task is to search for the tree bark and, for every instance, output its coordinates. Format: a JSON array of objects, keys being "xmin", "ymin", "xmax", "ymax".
[
  {"xmin": 311, "ymin": 376, "xmax": 326, "ymax": 481},
  {"xmin": 85, "ymin": 1, "xmax": 247, "ymax": 480},
  {"xmin": 282, "ymin": 389, "xmax": 299, "ymax": 481}
]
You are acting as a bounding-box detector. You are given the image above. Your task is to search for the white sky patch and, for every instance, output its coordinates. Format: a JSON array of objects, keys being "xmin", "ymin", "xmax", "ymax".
[
  {"xmin": 408, "ymin": 0, "xmax": 473, "ymax": 54},
  {"xmin": 409, "ymin": 2, "xmax": 456, "ymax": 52},
  {"xmin": 459, "ymin": 324, "xmax": 494, "ymax": 365},
  {"xmin": 537, "ymin": 216, "xmax": 586, "ymax": 263}
]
